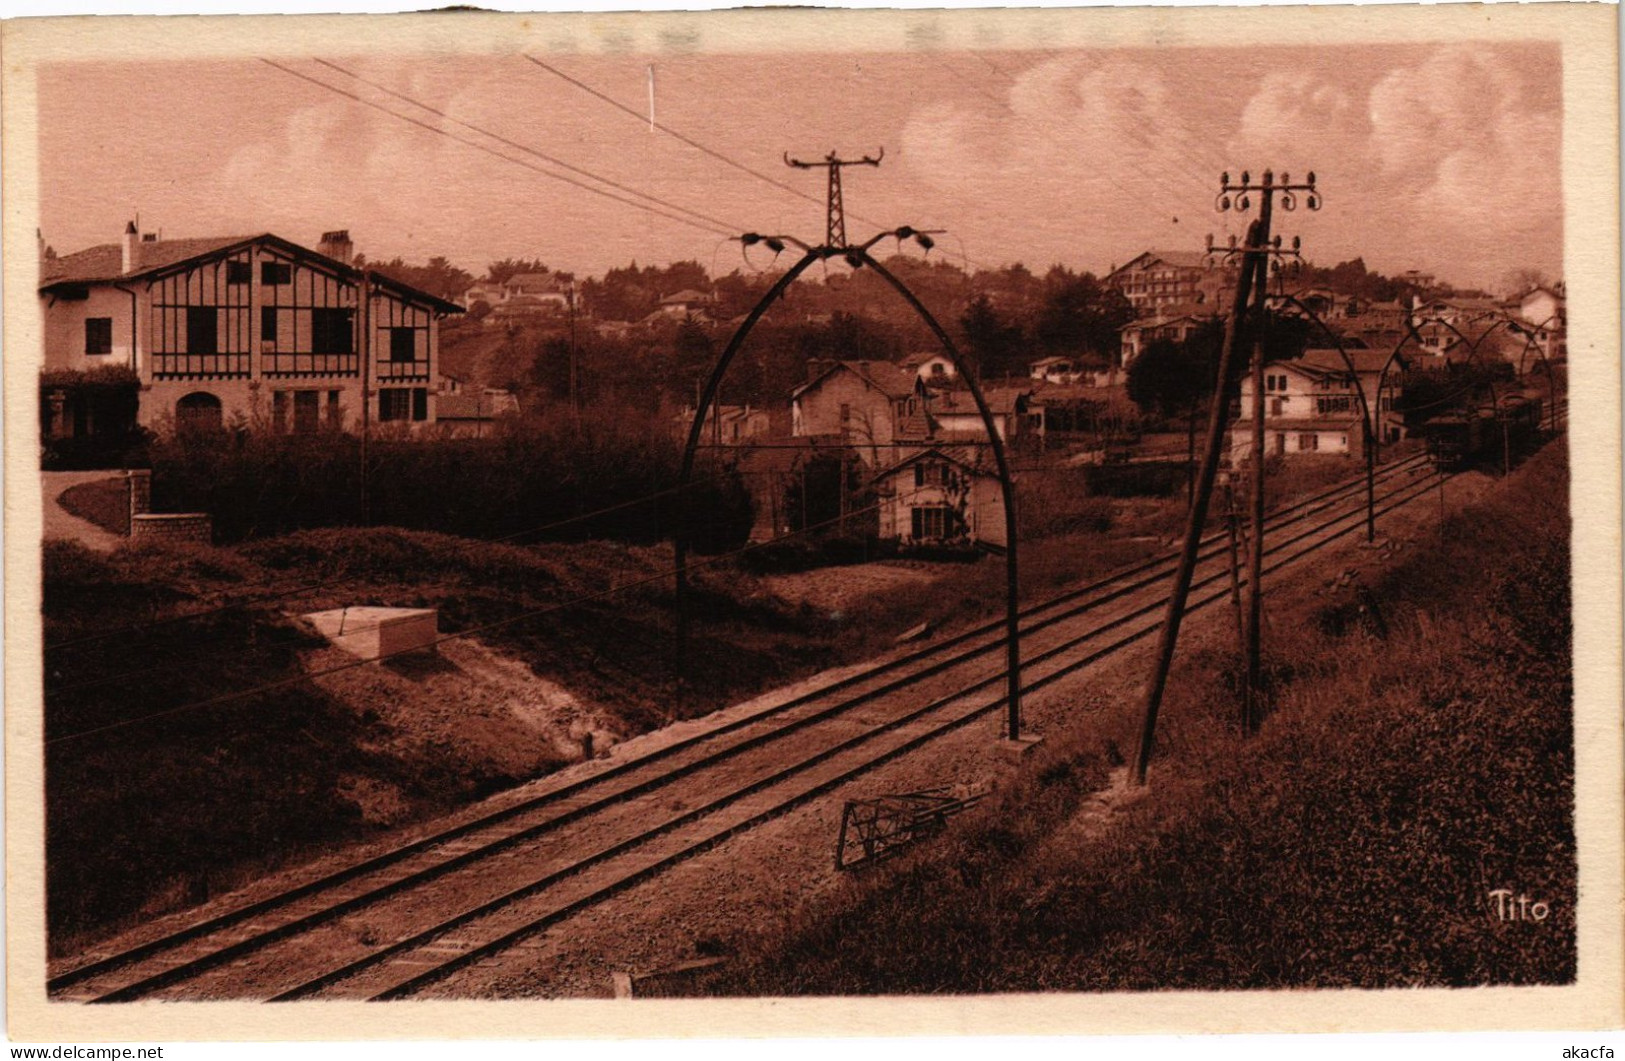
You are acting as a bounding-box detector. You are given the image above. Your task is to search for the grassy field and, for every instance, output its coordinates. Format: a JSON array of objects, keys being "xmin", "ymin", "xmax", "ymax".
[{"xmin": 675, "ymin": 443, "xmax": 1573, "ymax": 993}]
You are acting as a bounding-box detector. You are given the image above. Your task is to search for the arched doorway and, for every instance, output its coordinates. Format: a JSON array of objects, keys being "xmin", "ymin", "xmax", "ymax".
[{"xmin": 176, "ymin": 392, "xmax": 223, "ymax": 434}]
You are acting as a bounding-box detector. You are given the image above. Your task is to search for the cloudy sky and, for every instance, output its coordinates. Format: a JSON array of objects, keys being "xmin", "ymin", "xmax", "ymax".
[{"xmin": 38, "ymin": 40, "xmax": 1561, "ymax": 290}]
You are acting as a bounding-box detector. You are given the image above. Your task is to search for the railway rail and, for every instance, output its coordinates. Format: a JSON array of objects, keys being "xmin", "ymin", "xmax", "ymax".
[{"xmin": 46, "ymin": 448, "xmax": 1492, "ymax": 1002}]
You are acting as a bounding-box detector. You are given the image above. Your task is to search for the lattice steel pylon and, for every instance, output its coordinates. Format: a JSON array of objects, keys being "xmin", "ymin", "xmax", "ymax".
[{"xmin": 784, "ymin": 148, "xmax": 883, "ymax": 248}]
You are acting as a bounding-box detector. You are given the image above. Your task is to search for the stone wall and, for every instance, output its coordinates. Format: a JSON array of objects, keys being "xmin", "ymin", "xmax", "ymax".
[{"xmin": 130, "ymin": 512, "xmax": 212, "ymax": 547}]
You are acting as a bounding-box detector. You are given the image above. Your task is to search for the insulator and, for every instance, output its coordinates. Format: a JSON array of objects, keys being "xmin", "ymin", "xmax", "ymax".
[
  {"xmin": 1272, "ymin": 235, "xmax": 1282, "ymax": 248},
  {"xmin": 1281, "ymin": 171, "xmax": 1290, "ymax": 184},
  {"xmin": 916, "ymin": 233, "xmax": 935, "ymax": 250},
  {"xmin": 895, "ymin": 226, "xmax": 914, "ymax": 239},
  {"xmin": 1282, "ymin": 193, "xmax": 1296, "ymax": 211},
  {"xmin": 1307, "ymin": 194, "xmax": 1321, "ymax": 211},
  {"xmin": 1238, "ymin": 195, "xmax": 1251, "ymax": 211},
  {"xmin": 1220, "ymin": 195, "xmax": 1231, "ymax": 211},
  {"xmin": 1307, "ymin": 171, "xmax": 1317, "ymax": 185},
  {"xmin": 1241, "ymin": 170, "xmax": 1250, "ymax": 184},
  {"xmin": 765, "ymin": 238, "xmax": 785, "ymax": 253},
  {"xmin": 1228, "ymin": 235, "xmax": 1238, "ymax": 248},
  {"xmin": 845, "ymin": 252, "xmax": 864, "ymax": 269},
  {"xmin": 1263, "ymin": 169, "xmax": 1274, "ymax": 184},
  {"xmin": 741, "ymin": 233, "xmax": 761, "ymax": 245},
  {"xmin": 1221, "ymin": 171, "xmax": 1230, "ymax": 185},
  {"xmin": 1292, "ymin": 236, "xmax": 1301, "ymax": 250}
]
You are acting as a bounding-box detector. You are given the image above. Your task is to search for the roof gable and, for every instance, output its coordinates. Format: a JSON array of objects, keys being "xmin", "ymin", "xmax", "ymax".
[{"xmin": 40, "ymin": 232, "xmax": 462, "ymax": 313}]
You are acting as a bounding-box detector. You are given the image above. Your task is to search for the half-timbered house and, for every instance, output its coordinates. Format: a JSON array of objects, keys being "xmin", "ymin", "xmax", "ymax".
[{"xmin": 39, "ymin": 225, "xmax": 461, "ymax": 439}]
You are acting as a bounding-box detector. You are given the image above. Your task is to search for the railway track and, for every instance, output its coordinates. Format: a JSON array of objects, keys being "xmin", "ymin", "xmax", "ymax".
[{"xmin": 51, "ymin": 452, "xmax": 1449, "ymax": 1002}]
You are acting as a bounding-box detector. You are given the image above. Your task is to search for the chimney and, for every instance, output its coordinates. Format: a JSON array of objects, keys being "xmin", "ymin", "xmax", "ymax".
[
  {"xmin": 317, "ymin": 229, "xmax": 354, "ymax": 265},
  {"xmin": 121, "ymin": 221, "xmax": 139, "ymax": 274}
]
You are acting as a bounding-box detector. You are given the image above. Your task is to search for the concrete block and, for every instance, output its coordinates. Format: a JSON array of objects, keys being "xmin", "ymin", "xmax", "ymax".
[
  {"xmin": 996, "ymin": 735, "xmax": 1045, "ymax": 763},
  {"xmin": 303, "ymin": 606, "xmax": 439, "ymax": 661}
]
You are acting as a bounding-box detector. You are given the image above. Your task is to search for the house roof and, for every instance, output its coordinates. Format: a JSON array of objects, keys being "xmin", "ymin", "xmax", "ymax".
[
  {"xmin": 1299, "ymin": 348, "xmax": 1407, "ymax": 375},
  {"xmin": 931, "ymin": 385, "xmax": 1031, "ymax": 417},
  {"xmin": 662, "ymin": 288, "xmax": 715, "ymax": 304},
  {"xmin": 1232, "ymin": 416, "xmax": 1362, "ymax": 431},
  {"xmin": 900, "ymin": 351, "xmax": 953, "ymax": 369},
  {"xmin": 42, "ymin": 236, "xmax": 250, "ymax": 286},
  {"xmin": 1120, "ymin": 305, "xmax": 1216, "ymax": 331},
  {"xmin": 874, "ymin": 444, "xmax": 995, "ymax": 483},
  {"xmin": 791, "ymin": 359, "xmax": 919, "ymax": 401},
  {"xmin": 40, "ymin": 232, "xmax": 463, "ymax": 314},
  {"xmin": 1109, "ymin": 250, "xmax": 1211, "ymax": 278},
  {"xmin": 1030, "ymin": 356, "xmax": 1074, "ymax": 369}
]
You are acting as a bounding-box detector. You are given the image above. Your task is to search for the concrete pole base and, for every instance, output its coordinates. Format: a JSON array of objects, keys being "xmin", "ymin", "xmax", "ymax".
[{"xmin": 996, "ymin": 735, "xmax": 1045, "ymax": 763}]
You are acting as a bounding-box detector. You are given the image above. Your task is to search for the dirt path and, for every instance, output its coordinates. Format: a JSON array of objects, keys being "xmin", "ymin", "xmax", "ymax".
[{"xmin": 40, "ymin": 471, "xmax": 126, "ymax": 552}]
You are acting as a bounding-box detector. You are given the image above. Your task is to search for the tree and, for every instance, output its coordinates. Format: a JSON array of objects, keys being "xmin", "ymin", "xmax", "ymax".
[
  {"xmin": 485, "ymin": 258, "xmax": 551, "ymax": 285},
  {"xmin": 958, "ymin": 294, "xmax": 1025, "ymax": 380},
  {"xmin": 367, "ymin": 256, "xmax": 476, "ymax": 303},
  {"xmin": 1035, "ymin": 267, "xmax": 1135, "ymax": 363}
]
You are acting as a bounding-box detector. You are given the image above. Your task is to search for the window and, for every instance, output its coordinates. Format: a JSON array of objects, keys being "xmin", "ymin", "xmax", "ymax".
[
  {"xmin": 389, "ymin": 326, "xmax": 417, "ymax": 363},
  {"xmin": 1299, "ymin": 433, "xmax": 1319, "ymax": 452},
  {"xmin": 85, "ymin": 317, "xmax": 113, "ymax": 355},
  {"xmin": 839, "ymin": 402, "xmax": 851, "ymax": 425},
  {"xmin": 1266, "ymin": 375, "xmax": 1277, "ymax": 393},
  {"xmin": 226, "ymin": 260, "xmax": 252, "ymax": 285},
  {"xmin": 327, "ymin": 390, "xmax": 342, "ymax": 429},
  {"xmin": 293, "ymin": 390, "xmax": 320, "ymax": 434},
  {"xmin": 379, "ymin": 387, "xmax": 429, "ymax": 423},
  {"xmin": 914, "ymin": 462, "xmax": 951, "ymax": 488},
  {"xmin": 930, "ymin": 362, "xmax": 946, "ymax": 377},
  {"xmin": 1270, "ymin": 398, "xmax": 1283, "ymax": 417},
  {"xmin": 911, "ymin": 505, "xmax": 952, "ymax": 541},
  {"xmin": 272, "ymin": 390, "xmax": 288, "ymax": 433},
  {"xmin": 261, "ymin": 261, "xmax": 292, "ymax": 285},
  {"xmin": 186, "ymin": 306, "xmax": 218, "ymax": 355},
  {"xmin": 311, "ymin": 308, "xmax": 354, "ymax": 355},
  {"xmin": 260, "ymin": 306, "xmax": 278, "ymax": 343}
]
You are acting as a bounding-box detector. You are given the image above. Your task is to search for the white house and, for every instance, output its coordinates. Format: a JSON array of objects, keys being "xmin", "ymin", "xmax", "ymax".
[
  {"xmin": 39, "ymin": 225, "xmax": 461, "ymax": 438},
  {"xmin": 874, "ymin": 445, "xmax": 1007, "ymax": 551},
  {"xmin": 1227, "ymin": 348, "xmax": 1408, "ymax": 464},
  {"xmin": 900, "ymin": 351, "xmax": 957, "ymax": 386}
]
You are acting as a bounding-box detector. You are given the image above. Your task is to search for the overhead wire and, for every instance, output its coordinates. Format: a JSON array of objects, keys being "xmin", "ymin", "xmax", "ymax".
[
  {"xmin": 258, "ymin": 59, "xmax": 736, "ymax": 239},
  {"xmin": 308, "ymin": 58, "xmax": 746, "ymax": 237}
]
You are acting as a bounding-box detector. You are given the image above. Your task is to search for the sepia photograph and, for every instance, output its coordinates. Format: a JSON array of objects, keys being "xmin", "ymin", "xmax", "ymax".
[{"xmin": 3, "ymin": 2, "xmax": 1619, "ymax": 1044}]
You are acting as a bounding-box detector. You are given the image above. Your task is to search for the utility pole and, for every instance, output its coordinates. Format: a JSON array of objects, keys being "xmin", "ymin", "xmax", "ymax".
[
  {"xmin": 1131, "ymin": 218, "xmax": 1260, "ymax": 785},
  {"xmin": 359, "ymin": 270, "xmax": 372, "ymax": 526},
  {"xmin": 784, "ymin": 149, "xmax": 882, "ymax": 249},
  {"xmin": 567, "ymin": 279, "xmax": 580, "ymax": 428},
  {"xmin": 1216, "ymin": 169, "xmax": 1321, "ymax": 734}
]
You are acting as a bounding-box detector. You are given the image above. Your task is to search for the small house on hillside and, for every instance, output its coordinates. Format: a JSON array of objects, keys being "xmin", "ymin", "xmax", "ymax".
[
  {"xmin": 1106, "ymin": 250, "xmax": 1234, "ymax": 316},
  {"xmin": 435, "ymin": 389, "xmax": 520, "ymax": 438},
  {"xmin": 672, "ymin": 404, "xmax": 771, "ymax": 446},
  {"xmin": 1118, "ymin": 306, "xmax": 1217, "ymax": 368},
  {"xmin": 658, "ymin": 289, "xmax": 719, "ymax": 319},
  {"xmin": 790, "ymin": 359, "xmax": 930, "ymax": 464},
  {"xmin": 900, "ymin": 351, "xmax": 957, "ymax": 386},
  {"xmin": 929, "ymin": 385, "xmax": 1041, "ymax": 442},
  {"xmin": 874, "ymin": 445, "xmax": 1007, "ymax": 551}
]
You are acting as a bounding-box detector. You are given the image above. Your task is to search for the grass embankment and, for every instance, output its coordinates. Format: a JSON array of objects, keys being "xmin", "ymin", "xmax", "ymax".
[
  {"xmin": 42, "ymin": 530, "xmax": 866, "ymax": 949},
  {"xmin": 56, "ymin": 476, "xmax": 130, "ymax": 535},
  {"xmin": 680, "ymin": 444, "xmax": 1573, "ymax": 992}
]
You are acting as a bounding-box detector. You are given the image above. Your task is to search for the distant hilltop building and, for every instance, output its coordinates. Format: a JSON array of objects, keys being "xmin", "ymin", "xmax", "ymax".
[
  {"xmin": 1106, "ymin": 250, "xmax": 1234, "ymax": 316},
  {"xmin": 39, "ymin": 224, "xmax": 461, "ymax": 440}
]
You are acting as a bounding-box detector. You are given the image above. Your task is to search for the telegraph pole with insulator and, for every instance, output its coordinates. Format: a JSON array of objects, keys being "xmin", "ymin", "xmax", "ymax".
[
  {"xmin": 783, "ymin": 149, "xmax": 883, "ymax": 249},
  {"xmin": 1216, "ymin": 169, "xmax": 1322, "ymax": 733}
]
